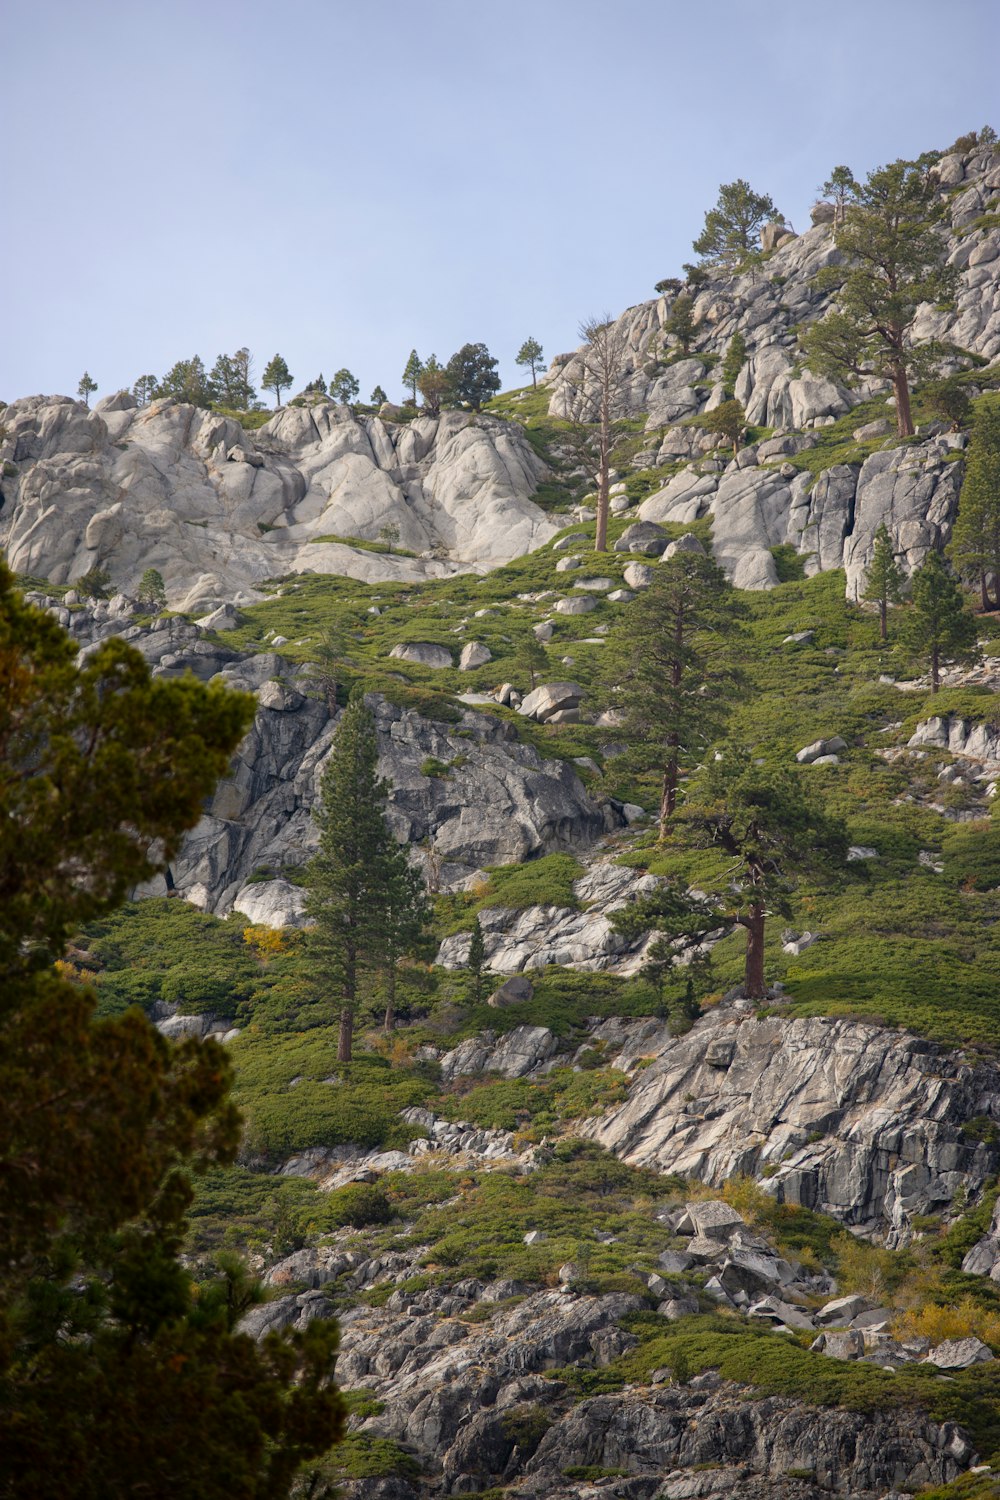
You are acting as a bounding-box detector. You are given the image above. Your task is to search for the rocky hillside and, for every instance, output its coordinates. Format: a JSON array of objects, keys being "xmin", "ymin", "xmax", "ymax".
[{"xmin": 14, "ymin": 131, "xmax": 1000, "ymax": 1500}]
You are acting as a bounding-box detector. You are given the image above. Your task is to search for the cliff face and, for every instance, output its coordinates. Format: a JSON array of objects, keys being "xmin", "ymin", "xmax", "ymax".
[{"xmin": 0, "ymin": 395, "xmax": 555, "ymax": 612}]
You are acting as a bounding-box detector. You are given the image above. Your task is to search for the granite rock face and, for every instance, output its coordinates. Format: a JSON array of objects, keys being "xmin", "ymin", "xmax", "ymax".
[
  {"xmin": 580, "ymin": 1007, "xmax": 1000, "ymax": 1242},
  {"xmin": 0, "ymin": 396, "xmax": 558, "ymax": 612},
  {"xmin": 164, "ymin": 689, "xmax": 621, "ymax": 912}
]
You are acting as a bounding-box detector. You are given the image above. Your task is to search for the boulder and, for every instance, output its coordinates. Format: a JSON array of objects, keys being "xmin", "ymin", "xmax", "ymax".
[
  {"xmin": 623, "ymin": 562, "xmax": 656, "ymax": 589},
  {"xmin": 389, "ymin": 642, "xmax": 453, "ymax": 669},
  {"xmin": 459, "ymin": 641, "xmax": 492, "ymax": 671},
  {"xmin": 816, "ymin": 1294, "xmax": 871, "ymax": 1326},
  {"xmin": 487, "ymin": 975, "xmax": 534, "ymax": 1008},
  {"xmin": 552, "ymin": 532, "xmax": 589, "ymax": 551},
  {"xmin": 555, "ymin": 555, "xmax": 583, "ymax": 572},
  {"xmin": 573, "ymin": 577, "xmax": 615, "ymax": 591},
  {"xmin": 813, "ymin": 1329, "xmax": 866, "ymax": 1360},
  {"xmin": 613, "ymin": 521, "xmax": 670, "ymax": 556},
  {"xmin": 518, "ymin": 681, "xmax": 584, "ymax": 722},
  {"xmin": 923, "ymin": 1338, "xmax": 995, "ymax": 1370},
  {"xmin": 675, "ymin": 1200, "xmax": 746, "ymax": 1241},
  {"xmin": 662, "ymin": 533, "xmax": 706, "ymax": 561},
  {"xmin": 796, "ymin": 736, "xmax": 847, "ymax": 764},
  {"xmin": 554, "ymin": 596, "xmax": 596, "ymax": 615},
  {"xmin": 607, "ymin": 589, "xmax": 635, "ymax": 602}
]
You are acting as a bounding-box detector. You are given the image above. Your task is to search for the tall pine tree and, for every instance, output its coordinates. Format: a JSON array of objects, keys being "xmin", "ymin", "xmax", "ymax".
[{"xmin": 304, "ymin": 690, "xmax": 417, "ymax": 1059}]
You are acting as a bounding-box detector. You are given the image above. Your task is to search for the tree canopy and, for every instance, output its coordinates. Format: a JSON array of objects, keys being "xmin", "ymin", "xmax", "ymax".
[
  {"xmin": 949, "ymin": 404, "xmax": 1000, "ymax": 611},
  {"xmin": 903, "ymin": 548, "xmax": 979, "ymax": 691},
  {"xmin": 515, "ymin": 336, "xmax": 545, "ymax": 387},
  {"xmin": 693, "ymin": 180, "xmax": 782, "ymax": 268},
  {"xmin": 445, "ymin": 342, "xmax": 501, "ymax": 411},
  {"xmin": 0, "ymin": 563, "xmax": 345, "ymax": 1495},
  {"xmin": 262, "ymin": 354, "xmax": 293, "ymax": 407}
]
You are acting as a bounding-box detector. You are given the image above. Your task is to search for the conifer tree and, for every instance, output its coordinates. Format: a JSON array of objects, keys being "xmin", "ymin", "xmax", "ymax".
[
  {"xmin": 721, "ymin": 331, "xmax": 747, "ymax": 396},
  {"xmin": 77, "ymin": 371, "xmax": 97, "ymax": 407},
  {"xmin": 700, "ymin": 398, "xmax": 746, "ymax": 456},
  {"xmin": 949, "ymin": 404, "xmax": 1000, "ymax": 611},
  {"xmin": 402, "ymin": 349, "xmax": 423, "ymax": 404},
  {"xmin": 330, "ymin": 368, "xmax": 360, "ymax": 406},
  {"xmin": 862, "ymin": 524, "xmax": 904, "ymax": 639},
  {"xmin": 303, "ymin": 690, "xmax": 405, "ymax": 1061},
  {"xmin": 0, "ymin": 567, "xmax": 345, "ymax": 1495},
  {"xmin": 800, "ymin": 158, "xmax": 957, "ymax": 437},
  {"xmin": 379, "ymin": 848, "xmax": 430, "ymax": 1032},
  {"xmin": 137, "ymin": 567, "xmax": 167, "ymax": 612},
  {"xmin": 262, "ymin": 353, "xmax": 293, "ymax": 407},
  {"xmin": 131, "ymin": 374, "xmax": 158, "ymax": 407},
  {"xmin": 693, "ymin": 180, "xmax": 781, "ymax": 268},
  {"xmin": 467, "ymin": 915, "xmax": 486, "ymax": 1004},
  {"xmin": 618, "ymin": 749, "xmax": 847, "ymax": 999},
  {"xmin": 511, "ymin": 623, "xmax": 548, "ymax": 690},
  {"xmin": 417, "ymin": 354, "xmax": 451, "ymax": 415},
  {"xmin": 370, "ymin": 384, "xmax": 388, "ymax": 406},
  {"xmin": 515, "ymin": 336, "xmax": 545, "ymax": 387},
  {"xmin": 902, "ymin": 549, "xmax": 979, "ymax": 692},
  {"xmin": 819, "ymin": 165, "xmax": 857, "ymax": 225},
  {"xmin": 600, "ymin": 552, "xmax": 745, "ymax": 837},
  {"xmin": 664, "ymin": 292, "xmax": 697, "ymax": 353}
]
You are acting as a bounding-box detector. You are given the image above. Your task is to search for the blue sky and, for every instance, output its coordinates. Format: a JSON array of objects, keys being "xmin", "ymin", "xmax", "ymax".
[{"xmin": 3, "ymin": 0, "xmax": 999, "ymax": 406}]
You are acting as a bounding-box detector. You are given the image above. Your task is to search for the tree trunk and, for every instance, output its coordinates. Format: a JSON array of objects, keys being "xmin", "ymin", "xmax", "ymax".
[
  {"xmin": 742, "ymin": 906, "xmax": 767, "ymax": 999},
  {"xmin": 931, "ymin": 644, "xmax": 940, "ymax": 694},
  {"xmin": 383, "ymin": 964, "xmax": 396, "ymax": 1033},
  {"xmin": 982, "ymin": 571, "xmax": 992, "ymax": 614},
  {"xmin": 891, "ymin": 361, "xmax": 914, "ymax": 438},
  {"xmin": 338, "ymin": 1005, "xmax": 354, "ymax": 1062},
  {"xmin": 879, "ymin": 596, "xmax": 888, "ymax": 640},
  {"xmin": 531, "ymin": 365, "xmax": 537, "ymax": 388},
  {"xmin": 659, "ymin": 756, "xmax": 678, "ymax": 840}
]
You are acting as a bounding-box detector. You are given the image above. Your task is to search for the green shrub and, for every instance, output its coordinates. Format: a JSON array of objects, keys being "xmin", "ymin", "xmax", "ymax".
[{"xmin": 324, "ymin": 1183, "xmax": 396, "ymax": 1228}]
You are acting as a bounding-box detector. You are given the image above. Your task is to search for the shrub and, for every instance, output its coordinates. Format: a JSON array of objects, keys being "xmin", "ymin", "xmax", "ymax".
[{"xmin": 324, "ymin": 1182, "xmax": 395, "ymax": 1228}]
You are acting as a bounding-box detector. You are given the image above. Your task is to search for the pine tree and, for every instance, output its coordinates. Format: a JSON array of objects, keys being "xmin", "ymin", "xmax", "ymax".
[
  {"xmin": 903, "ymin": 549, "xmax": 979, "ymax": 692},
  {"xmin": 700, "ymin": 398, "xmax": 746, "ymax": 456},
  {"xmin": 664, "ymin": 292, "xmax": 697, "ymax": 353},
  {"xmin": 131, "ymin": 374, "xmax": 158, "ymax": 407},
  {"xmin": 0, "ymin": 570, "xmax": 342, "ymax": 1494},
  {"xmin": 672, "ymin": 749, "xmax": 846, "ymax": 998},
  {"xmin": 511, "ymin": 624, "xmax": 548, "ymax": 690},
  {"xmin": 600, "ymin": 552, "xmax": 745, "ymax": 837},
  {"xmin": 576, "ymin": 314, "xmax": 624, "ymax": 553},
  {"xmin": 379, "ymin": 849, "xmax": 430, "ymax": 1032},
  {"xmin": 467, "ymin": 916, "xmax": 486, "ymax": 1004},
  {"xmin": 330, "ymin": 368, "xmax": 360, "ymax": 406},
  {"xmin": 370, "ymin": 385, "xmax": 388, "ymax": 406},
  {"xmin": 721, "ymin": 331, "xmax": 747, "ymax": 396},
  {"xmin": 417, "ymin": 354, "xmax": 451, "ymax": 415},
  {"xmin": 862, "ymin": 524, "xmax": 904, "ymax": 639},
  {"xmin": 445, "ymin": 343, "xmax": 501, "ymax": 411},
  {"xmin": 137, "ymin": 567, "xmax": 167, "ymax": 612},
  {"xmin": 77, "ymin": 371, "xmax": 97, "ymax": 407},
  {"xmin": 262, "ymin": 353, "xmax": 293, "ymax": 407},
  {"xmin": 402, "ymin": 350, "xmax": 423, "ymax": 404},
  {"xmin": 949, "ymin": 404, "xmax": 1000, "ymax": 611},
  {"xmin": 800, "ymin": 158, "xmax": 957, "ymax": 438},
  {"xmin": 693, "ymin": 180, "xmax": 782, "ymax": 268},
  {"xmin": 515, "ymin": 336, "xmax": 544, "ymax": 388},
  {"xmin": 819, "ymin": 165, "xmax": 857, "ymax": 225},
  {"xmin": 303, "ymin": 690, "xmax": 400, "ymax": 1061}
]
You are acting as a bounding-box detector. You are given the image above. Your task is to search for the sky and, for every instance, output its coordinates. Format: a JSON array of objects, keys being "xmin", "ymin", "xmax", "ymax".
[{"xmin": 3, "ymin": 0, "xmax": 1000, "ymax": 407}]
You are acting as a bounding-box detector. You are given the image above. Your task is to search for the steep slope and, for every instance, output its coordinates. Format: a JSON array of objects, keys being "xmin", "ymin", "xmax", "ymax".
[{"xmin": 544, "ymin": 140, "xmax": 1000, "ymax": 594}]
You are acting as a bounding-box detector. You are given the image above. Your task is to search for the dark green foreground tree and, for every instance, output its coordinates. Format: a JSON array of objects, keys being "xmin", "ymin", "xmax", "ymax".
[
  {"xmin": 862, "ymin": 523, "xmax": 904, "ymax": 640},
  {"xmin": 949, "ymin": 404, "xmax": 1000, "ymax": 611},
  {"xmin": 0, "ymin": 562, "xmax": 345, "ymax": 1497}
]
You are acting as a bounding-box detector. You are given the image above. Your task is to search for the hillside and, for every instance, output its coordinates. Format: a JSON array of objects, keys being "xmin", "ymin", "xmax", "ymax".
[{"xmin": 12, "ymin": 130, "xmax": 1000, "ymax": 1500}]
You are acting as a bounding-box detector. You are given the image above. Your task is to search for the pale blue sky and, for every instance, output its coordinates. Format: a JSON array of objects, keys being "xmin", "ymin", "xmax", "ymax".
[{"xmin": 3, "ymin": 0, "xmax": 999, "ymax": 406}]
